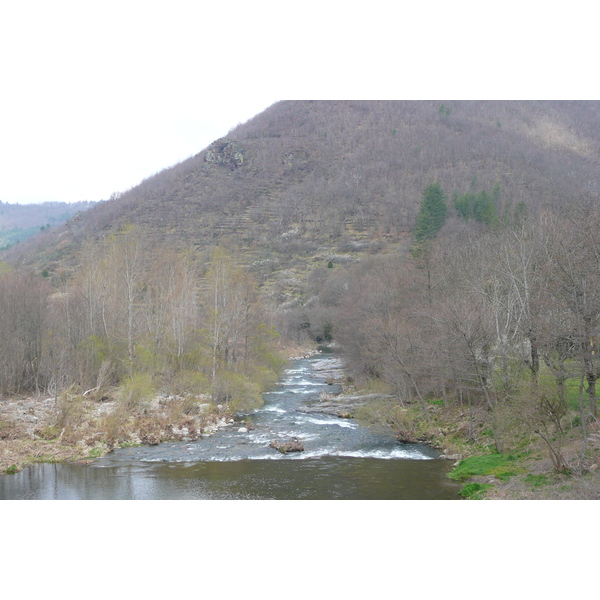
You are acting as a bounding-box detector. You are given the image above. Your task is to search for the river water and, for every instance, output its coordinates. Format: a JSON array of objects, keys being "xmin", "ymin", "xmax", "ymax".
[{"xmin": 0, "ymin": 352, "xmax": 462, "ymax": 500}]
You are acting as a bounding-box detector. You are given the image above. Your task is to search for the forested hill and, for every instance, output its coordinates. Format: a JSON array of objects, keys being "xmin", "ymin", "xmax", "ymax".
[
  {"xmin": 0, "ymin": 200, "xmax": 95, "ymax": 250},
  {"xmin": 3, "ymin": 100, "xmax": 600, "ymax": 274},
  {"xmin": 3, "ymin": 101, "xmax": 600, "ymax": 495}
]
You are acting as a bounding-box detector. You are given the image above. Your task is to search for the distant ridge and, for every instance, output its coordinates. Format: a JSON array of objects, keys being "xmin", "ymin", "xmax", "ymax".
[{"xmin": 0, "ymin": 200, "xmax": 96, "ymax": 250}]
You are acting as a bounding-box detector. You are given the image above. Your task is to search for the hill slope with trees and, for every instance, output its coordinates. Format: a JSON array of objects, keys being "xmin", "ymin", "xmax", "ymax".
[
  {"xmin": 2, "ymin": 100, "xmax": 600, "ymax": 497},
  {"xmin": 4, "ymin": 100, "xmax": 600, "ymax": 273},
  {"xmin": 0, "ymin": 200, "xmax": 95, "ymax": 250}
]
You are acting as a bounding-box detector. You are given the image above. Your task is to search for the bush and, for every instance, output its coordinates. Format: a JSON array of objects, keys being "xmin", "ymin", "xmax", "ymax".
[
  {"xmin": 54, "ymin": 394, "xmax": 89, "ymax": 444},
  {"xmin": 37, "ymin": 425, "xmax": 60, "ymax": 440},
  {"xmin": 213, "ymin": 370, "xmax": 263, "ymax": 413},
  {"xmin": 100, "ymin": 408, "xmax": 131, "ymax": 448},
  {"xmin": 0, "ymin": 419, "xmax": 23, "ymax": 440},
  {"xmin": 243, "ymin": 364, "xmax": 280, "ymax": 393},
  {"xmin": 356, "ymin": 399, "xmax": 418, "ymax": 443},
  {"xmin": 119, "ymin": 373, "xmax": 155, "ymax": 411},
  {"xmin": 169, "ymin": 370, "xmax": 210, "ymax": 397},
  {"xmin": 88, "ymin": 445, "xmax": 106, "ymax": 458}
]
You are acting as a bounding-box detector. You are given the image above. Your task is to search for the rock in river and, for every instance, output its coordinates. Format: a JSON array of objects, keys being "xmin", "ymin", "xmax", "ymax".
[{"xmin": 269, "ymin": 438, "xmax": 304, "ymax": 454}]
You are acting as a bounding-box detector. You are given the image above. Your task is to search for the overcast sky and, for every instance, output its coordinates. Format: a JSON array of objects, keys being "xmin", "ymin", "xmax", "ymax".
[{"xmin": 0, "ymin": 1, "xmax": 595, "ymax": 205}]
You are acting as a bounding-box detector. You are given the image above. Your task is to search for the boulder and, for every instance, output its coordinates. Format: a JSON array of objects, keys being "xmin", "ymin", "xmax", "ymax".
[{"xmin": 269, "ymin": 438, "xmax": 304, "ymax": 453}]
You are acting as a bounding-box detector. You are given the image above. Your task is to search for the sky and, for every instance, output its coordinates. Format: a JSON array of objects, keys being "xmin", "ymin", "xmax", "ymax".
[
  {"xmin": 1, "ymin": 2, "xmax": 596, "ymax": 205},
  {"xmin": 0, "ymin": 2, "xmax": 281, "ymax": 204}
]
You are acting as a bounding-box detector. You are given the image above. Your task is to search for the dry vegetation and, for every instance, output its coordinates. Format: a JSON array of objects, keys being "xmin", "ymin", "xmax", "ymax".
[
  {"xmin": 0, "ymin": 388, "xmax": 232, "ymax": 473},
  {"xmin": 2, "ymin": 101, "xmax": 600, "ymax": 498},
  {"xmin": 5, "ymin": 101, "xmax": 600, "ymax": 275}
]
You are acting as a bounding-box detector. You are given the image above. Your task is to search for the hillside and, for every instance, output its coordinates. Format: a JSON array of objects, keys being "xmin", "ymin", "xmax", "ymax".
[
  {"xmin": 0, "ymin": 200, "xmax": 96, "ymax": 250},
  {"xmin": 3, "ymin": 100, "xmax": 600, "ymax": 282},
  {"xmin": 3, "ymin": 101, "xmax": 600, "ymax": 497}
]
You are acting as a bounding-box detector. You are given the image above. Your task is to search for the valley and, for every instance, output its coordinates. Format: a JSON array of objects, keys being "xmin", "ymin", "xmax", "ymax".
[{"xmin": 2, "ymin": 101, "xmax": 600, "ymax": 499}]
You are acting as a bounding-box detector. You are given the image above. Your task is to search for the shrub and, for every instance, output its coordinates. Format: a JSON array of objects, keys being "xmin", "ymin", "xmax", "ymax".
[
  {"xmin": 37, "ymin": 425, "xmax": 60, "ymax": 440},
  {"xmin": 100, "ymin": 408, "xmax": 132, "ymax": 448},
  {"xmin": 356, "ymin": 399, "xmax": 419, "ymax": 443},
  {"xmin": 119, "ymin": 373, "xmax": 155, "ymax": 411},
  {"xmin": 87, "ymin": 445, "xmax": 106, "ymax": 458},
  {"xmin": 213, "ymin": 370, "xmax": 263, "ymax": 412},
  {"xmin": 54, "ymin": 394, "xmax": 89, "ymax": 444},
  {"xmin": 244, "ymin": 364, "xmax": 280, "ymax": 393},
  {"xmin": 169, "ymin": 370, "xmax": 210, "ymax": 397},
  {"xmin": 0, "ymin": 419, "xmax": 22, "ymax": 440}
]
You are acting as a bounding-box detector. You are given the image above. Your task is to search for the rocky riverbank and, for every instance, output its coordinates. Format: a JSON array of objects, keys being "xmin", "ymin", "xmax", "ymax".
[
  {"xmin": 0, "ymin": 391, "xmax": 239, "ymax": 474},
  {"xmin": 0, "ymin": 343, "xmax": 320, "ymax": 475}
]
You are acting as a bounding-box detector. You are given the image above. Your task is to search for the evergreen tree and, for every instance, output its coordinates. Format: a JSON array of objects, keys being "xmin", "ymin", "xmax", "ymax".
[
  {"xmin": 454, "ymin": 184, "xmax": 501, "ymax": 226},
  {"xmin": 415, "ymin": 183, "xmax": 447, "ymax": 241},
  {"xmin": 473, "ymin": 191, "xmax": 496, "ymax": 225}
]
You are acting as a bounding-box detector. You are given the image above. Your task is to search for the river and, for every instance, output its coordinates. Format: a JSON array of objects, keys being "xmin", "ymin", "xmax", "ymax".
[{"xmin": 0, "ymin": 352, "xmax": 462, "ymax": 500}]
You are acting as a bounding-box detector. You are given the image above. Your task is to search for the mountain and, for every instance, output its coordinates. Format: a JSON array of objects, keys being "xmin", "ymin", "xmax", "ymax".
[
  {"xmin": 0, "ymin": 200, "xmax": 96, "ymax": 250},
  {"xmin": 4, "ymin": 100, "xmax": 600, "ymax": 496},
  {"xmin": 3, "ymin": 100, "xmax": 600, "ymax": 281}
]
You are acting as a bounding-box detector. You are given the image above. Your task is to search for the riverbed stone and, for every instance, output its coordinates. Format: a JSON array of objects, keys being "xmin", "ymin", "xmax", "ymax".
[{"xmin": 269, "ymin": 438, "xmax": 304, "ymax": 453}]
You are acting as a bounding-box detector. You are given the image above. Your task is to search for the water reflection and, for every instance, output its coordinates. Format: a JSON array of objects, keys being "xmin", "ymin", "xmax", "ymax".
[{"xmin": 0, "ymin": 458, "xmax": 461, "ymax": 500}]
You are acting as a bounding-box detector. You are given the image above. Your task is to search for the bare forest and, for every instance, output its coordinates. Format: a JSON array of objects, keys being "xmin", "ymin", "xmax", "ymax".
[{"xmin": 2, "ymin": 101, "xmax": 600, "ymax": 496}]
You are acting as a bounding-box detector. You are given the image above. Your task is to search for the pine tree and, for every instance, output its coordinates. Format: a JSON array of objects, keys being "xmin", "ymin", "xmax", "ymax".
[{"xmin": 415, "ymin": 183, "xmax": 447, "ymax": 241}]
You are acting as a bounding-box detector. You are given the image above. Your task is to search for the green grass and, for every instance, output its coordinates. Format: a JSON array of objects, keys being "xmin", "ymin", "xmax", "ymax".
[
  {"xmin": 524, "ymin": 473, "xmax": 549, "ymax": 488},
  {"xmin": 87, "ymin": 445, "xmax": 106, "ymax": 458},
  {"xmin": 450, "ymin": 453, "xmax": 525, "ymax": 482},
  {"xmin": 565, "ymin": 378, "xmax": 585, "ymax": 411},
  {"xmin": 458, "ymin": 482, "xmax": 491, "ymax": 499},
  {"xmin": 118, "ymin": 441, "xmax": 142, "ymax": 448},
  {"xmin": 535, "ymin": 362, "xmax": 586, "ymax": 411}
]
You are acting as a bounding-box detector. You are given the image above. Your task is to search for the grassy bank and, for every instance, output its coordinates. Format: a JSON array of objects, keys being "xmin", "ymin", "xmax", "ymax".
[{"xmin": 350, "ymin": 376, "xmax": 600, "ymax": 499}]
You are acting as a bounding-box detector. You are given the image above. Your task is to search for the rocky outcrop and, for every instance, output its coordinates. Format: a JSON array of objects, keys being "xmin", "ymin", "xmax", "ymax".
[
  {"xmin": 204, "ymin": 138, "xmax": 245, "ymax": 169},
  {"xmin": 269, "ymin": 438, "xmax": 304, "ymax": 453},
  {"xmin": 311, "ymin": 357, "xmax": 345, "ymax": 382}
]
